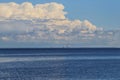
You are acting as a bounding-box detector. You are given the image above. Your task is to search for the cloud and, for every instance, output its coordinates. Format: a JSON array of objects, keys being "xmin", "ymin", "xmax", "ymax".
[
  {"xmin": 1, "ymin": 36, "xmax": 9, "ymax": 41},
  {"xmin": 0, "ymin": 2, "xmax": 66, "ymax": 20},
  {"xmin": 0, "ymin": 19, "xmax": 97, "ymax": 41},
  {"xmin": 0, "ymin": 2, "xmax": 119, "ymax": 47}
]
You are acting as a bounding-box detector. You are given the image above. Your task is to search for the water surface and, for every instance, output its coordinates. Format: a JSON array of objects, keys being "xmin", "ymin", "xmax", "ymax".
[{"xmin": 0, "ymin": 48, "xmax": 120, "ymax": 80}]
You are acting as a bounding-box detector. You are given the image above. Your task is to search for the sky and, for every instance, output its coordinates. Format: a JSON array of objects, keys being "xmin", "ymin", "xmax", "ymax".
[{"xmin": 0, "ymin": 0, "xmax": 120, "ymax": 48}]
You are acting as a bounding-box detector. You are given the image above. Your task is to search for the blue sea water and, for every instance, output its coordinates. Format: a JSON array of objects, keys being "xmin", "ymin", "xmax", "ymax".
[{"xmin": 0, "ymin": 48, "xmax": 120, "ymax": 80}]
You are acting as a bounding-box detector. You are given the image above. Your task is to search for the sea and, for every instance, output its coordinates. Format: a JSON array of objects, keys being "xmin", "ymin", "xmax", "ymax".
[{"xmin": 0, "ymin": 48, "xmax": 120, "ymax": 80}]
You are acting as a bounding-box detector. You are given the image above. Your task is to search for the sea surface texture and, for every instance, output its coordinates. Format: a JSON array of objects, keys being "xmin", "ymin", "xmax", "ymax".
[{"xmin": 0, "ymin": 48, "xmax": 120, "ymax": 80}]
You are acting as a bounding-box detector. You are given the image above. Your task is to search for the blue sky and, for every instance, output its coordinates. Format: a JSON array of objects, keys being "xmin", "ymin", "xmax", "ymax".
[
  {"xmin": 0, "ymin": 0, "xmax": 120, "ymax": 29},
  {"xmin": 0, "ymin": 0, "xmax": 120, "ymax": 48}
]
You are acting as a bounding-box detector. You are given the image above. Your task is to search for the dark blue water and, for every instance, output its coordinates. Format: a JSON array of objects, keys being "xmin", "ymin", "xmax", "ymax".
[{"xmin": 0, "ymin": 48, "xmax": 120, "ymax": 80}]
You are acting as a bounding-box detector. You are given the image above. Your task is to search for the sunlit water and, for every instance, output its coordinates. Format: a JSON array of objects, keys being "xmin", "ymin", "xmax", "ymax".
[{"xmin": 0, "ymin": 48, "xmax": 120, "ymax": 80}]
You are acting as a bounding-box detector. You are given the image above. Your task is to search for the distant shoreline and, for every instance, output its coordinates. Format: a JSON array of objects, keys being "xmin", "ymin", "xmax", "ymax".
[{"xmin": 0, "ymin": 48, "xmax": 120, "ymax": 50}]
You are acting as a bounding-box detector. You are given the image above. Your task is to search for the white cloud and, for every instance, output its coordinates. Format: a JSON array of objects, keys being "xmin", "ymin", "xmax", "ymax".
[
  {"xmin": 0, "ymin": 19, "xmax": 97, "ymax": 41},
  {"xmin": 1, "ymin": 36, "xmax": 9, "ymax": 41},
  {"xmin": 0, "ymin": 2, "xmax": 66, "ymax": 20},
  {"xmin": 0, "ymin": 2, "xmax": 118, "ymax": 47}
]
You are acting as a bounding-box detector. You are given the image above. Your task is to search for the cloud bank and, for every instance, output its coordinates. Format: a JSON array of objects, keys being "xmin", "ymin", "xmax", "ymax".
[{"xmin": 0, "ymin": 2, "xmax": 119, "ymax": 47}]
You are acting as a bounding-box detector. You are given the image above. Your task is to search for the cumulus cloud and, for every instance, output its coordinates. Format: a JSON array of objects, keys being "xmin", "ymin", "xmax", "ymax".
[
  {"xmin": 0, "ymin": 19, "xmax": 97, "ymax": 41},
  {"xmin": 0, "ymin": 2, "xmax": 66, "ymax": 20},
  {"xmin": 0, "ymin": 2, "xmax": 118, "ymax": 47}
]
